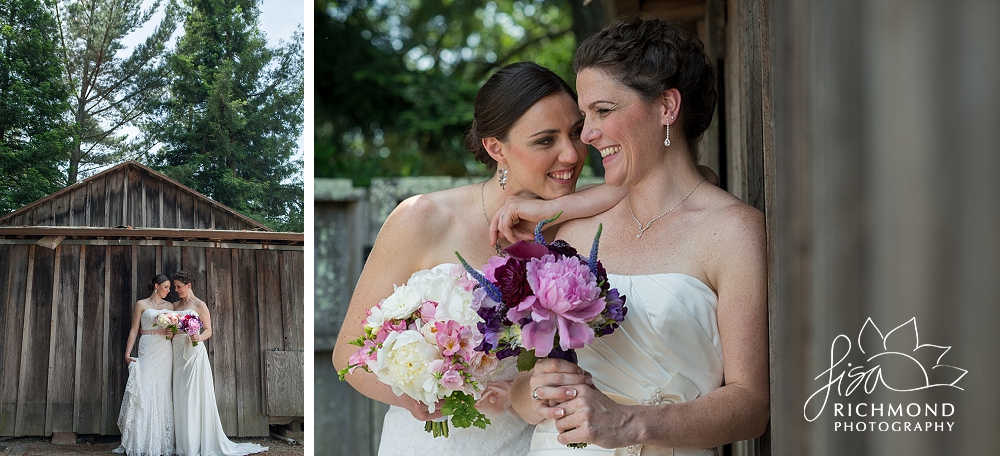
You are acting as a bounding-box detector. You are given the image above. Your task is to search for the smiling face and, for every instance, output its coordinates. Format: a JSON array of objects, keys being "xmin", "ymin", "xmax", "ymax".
[
  {"xmin": 577, "ymin": 68, "xmax": 671, "ymax": 187},
  {"xmin": 490, "ymin": 92, "xmax": 587, "ymax": 199},
  {"xmin": 173, "ymin": 280, "xmax": 192, "ymax": 300}
]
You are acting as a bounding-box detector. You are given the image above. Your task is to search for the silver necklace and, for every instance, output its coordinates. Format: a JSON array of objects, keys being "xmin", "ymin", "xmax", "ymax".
[
  {"xmin": 626, "ymin": 178, "xmax": 706, "ymax": 239},
  {"xmin": 481, "ymin": 180, "xmax": 505, "ymax": 256}
]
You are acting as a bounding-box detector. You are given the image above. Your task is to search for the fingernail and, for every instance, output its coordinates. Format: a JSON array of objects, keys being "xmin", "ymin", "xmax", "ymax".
[
  {"xmin": 566, "ymin": 389, "xmax": 577, "ymax": 397},
  {"xmin": 585, "ymin": 377, "xmax": 594, "ymax": 385},
  {"xmin": 555, "ymin": 408, "xmax": 565, "ymax": 417}
]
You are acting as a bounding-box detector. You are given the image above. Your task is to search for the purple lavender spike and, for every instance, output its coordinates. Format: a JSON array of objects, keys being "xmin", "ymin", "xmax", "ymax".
[
  {"xmin": 455, "ymin": 251, "xmax": 503, "ymax": 303},
  {"xmin": 533, "ymin": 212, "xmax": 563, "ymax": 245},
  {"xmin": 588, "ymin": 223, "xmax": 603, "ymax": 278}
]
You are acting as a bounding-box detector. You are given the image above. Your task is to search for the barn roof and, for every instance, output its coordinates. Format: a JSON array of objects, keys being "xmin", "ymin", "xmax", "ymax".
[{"xmin": 0, "ymin": 161, "xmax": 302, "ymax": 244}]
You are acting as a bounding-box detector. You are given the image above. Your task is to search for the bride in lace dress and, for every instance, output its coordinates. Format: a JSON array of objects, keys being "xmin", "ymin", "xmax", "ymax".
[
  {"xmin": 332, "ymin": 62, "xmax": 635, "ymax": 455},
  {"xmin": 170, "ymin": 270, "xmax": 268, "ymax": 456},
  {"xmin": 115, "ymin": 274, "xmax": 175, "ymax": 456}
]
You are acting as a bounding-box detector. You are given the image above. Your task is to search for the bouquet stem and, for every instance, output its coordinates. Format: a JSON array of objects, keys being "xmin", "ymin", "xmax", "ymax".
[{"xmin": 424, "ymin": 420, "xmax": 449, "ymax": 438}]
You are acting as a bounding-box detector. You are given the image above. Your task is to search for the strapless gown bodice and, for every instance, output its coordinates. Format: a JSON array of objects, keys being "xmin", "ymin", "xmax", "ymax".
[{"xmin": 529, "ymin": 273, "xmax": 723, "ymax": 456}]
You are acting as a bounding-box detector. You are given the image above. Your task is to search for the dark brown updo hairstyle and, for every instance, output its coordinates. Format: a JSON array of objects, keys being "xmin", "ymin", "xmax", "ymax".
[
  {"xmin": 465, "ymin": 62, "xmax": 577, "ymax": 169},
  {"xmin": 574, "ymin": 15, "xmax": 717, "ymax": 151},
  {"xmin": 173, "ymin": 270, "xmax": 195, "ymax": 285},
  {"xmin": 147, "ymin": 274, "xmax": 170, "ymax": 291}
]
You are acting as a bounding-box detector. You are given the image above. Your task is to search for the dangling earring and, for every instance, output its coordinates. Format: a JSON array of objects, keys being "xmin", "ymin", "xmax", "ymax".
[
  {"xmin": 664, "ymin": 122, "xmax": 671, "ymax": 147},
  {"xmin": 498, "ymin": 166, "xmax": 508, "ymax": 190}
]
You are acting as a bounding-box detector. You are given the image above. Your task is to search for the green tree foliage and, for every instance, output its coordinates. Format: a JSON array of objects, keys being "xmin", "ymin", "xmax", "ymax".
[
  {"xmin": 0, "ymin": 0, "xmax": 71, "ymax": 215},
  {"xmin": 315, "ymin": 0, "xmax": 578, "ymax": 186},
  {"xmin": 156, "ymin": 0, "xmax": 304, "ymax": 232},
  {"xmin": 51, "ymin": 0, "xmax": 180, "ymax": 184}
]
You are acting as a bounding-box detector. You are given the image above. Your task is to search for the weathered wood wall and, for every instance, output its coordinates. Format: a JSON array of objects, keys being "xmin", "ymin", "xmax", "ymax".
[
  {"xmin": 768, "ymin": 0, "xmax": 1000, "ymax": 454},
  {"xmin": 0, "ymin": 162, "xmax": 265, "ymax": 231},
  {"xmin": 0, "ymin": 240, "xmax": 303, "ymax": 437}
]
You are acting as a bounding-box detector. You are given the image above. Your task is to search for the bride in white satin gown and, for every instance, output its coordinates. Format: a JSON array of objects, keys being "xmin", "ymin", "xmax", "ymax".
[
  {"xmin": 115, "ymin": 274, "xmax": 175, "ymax": 456},
  {"xmin": 171, "ymin": 270, "xmax": 268, "ymax": 456},
  {"xmin": 501, "ymin": 16, "xmax": 770, "ymax": 456}
]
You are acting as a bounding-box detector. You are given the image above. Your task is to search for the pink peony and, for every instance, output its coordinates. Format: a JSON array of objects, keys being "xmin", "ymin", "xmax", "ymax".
[
  {"xmin": 481, "ymin": 256, "xmax": 509, "ymax": 282},
  {"xmin": 507, "ymin": 254, "xmax": 605, "ymax": 357}
]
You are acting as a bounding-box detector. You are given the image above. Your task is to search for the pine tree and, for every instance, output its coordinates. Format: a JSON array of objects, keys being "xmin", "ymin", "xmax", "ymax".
[
  {"xmin": 157, "ymin": 0, "xmax": 303, "ymax": 232},
  {"xmin": 51, "ymin": 0, "xmax": 180, "ymax": 184},
  {"xmin": 0, "ymin": 0, "xmax": 71, "ymax": 215}
]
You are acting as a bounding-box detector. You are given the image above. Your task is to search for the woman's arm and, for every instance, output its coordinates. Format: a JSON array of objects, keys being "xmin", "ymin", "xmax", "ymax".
[
  {"xmin": 190, "ymin": 300, "xmax": 213, "ymax": 344},
  {"xmin": 491, "ymin": 165, "xmax": 717, "ymax": 245},
  {"xmin": 124, "ymin": 301, "xmax": 144, "ymax": 363},
  {"xmin": 532, "ymin": 204, "xmax": 769, "ymax": 449},
  {"xmin": 491, "ymin": 184, "xmax": 628, "ymax": 245},
  {"xmin": 332, "ymin": 195, "xmax": 447, "ymax": 420}
]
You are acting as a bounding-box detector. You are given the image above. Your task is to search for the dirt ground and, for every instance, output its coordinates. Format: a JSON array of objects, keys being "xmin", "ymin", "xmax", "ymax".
[{"xmin": 0, "ymin": 435, "xmax": 303, "ymax": 456}]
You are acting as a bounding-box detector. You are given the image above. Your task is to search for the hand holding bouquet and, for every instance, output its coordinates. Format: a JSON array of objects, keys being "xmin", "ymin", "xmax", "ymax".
[
  {"xmin": 338, "ymin": 265, "xmax": 502, "ymax": 438},
  {"xmin": 152, "ymin": 312, "xmax": 181, "ymax": 339},
  {"xmin": 180, "ymin": 312, "xmax": 204, "ymax": 346},
  {"xmin": 457, "ymin": 213, "xmax": 627, "ymax": 448}
]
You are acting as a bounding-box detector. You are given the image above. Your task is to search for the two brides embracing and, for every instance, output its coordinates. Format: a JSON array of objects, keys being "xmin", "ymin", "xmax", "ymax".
[
  {"xmin": 115, "ymin": 271, "xmax": 268, "ymax": 456},
  {"xmin": 334, "ymin": 15, "xmax": 768, "ymax": 455}
]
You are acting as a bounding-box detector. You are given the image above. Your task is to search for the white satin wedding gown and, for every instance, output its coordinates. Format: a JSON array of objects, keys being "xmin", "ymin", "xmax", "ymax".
[
  {"xmin": 172, "ymin": 309, "xmax": 268, "ymax": 456},
  {"xmin": 115, "ymin": 308, "xmax": 174, "ymax": 456},
  {"xmin": 528, "ymin": 273, "xmax": 724, "ymax": 456}
]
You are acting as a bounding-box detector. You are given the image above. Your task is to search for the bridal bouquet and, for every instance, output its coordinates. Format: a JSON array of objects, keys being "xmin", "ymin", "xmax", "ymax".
[
  {"xmin": 180, "ymin": 312, "xmax": 204, "ymax": 346},
  {"xmin": 338, "ymin": 265, "xmax": 502, "ymax": 438},
  {"xmin": 458, "ymin": 213, "xmax": 627, "ymax": 371},
  {"xmin": 152, "ymin": 312, "xmax": 181, "ymax": 339}
]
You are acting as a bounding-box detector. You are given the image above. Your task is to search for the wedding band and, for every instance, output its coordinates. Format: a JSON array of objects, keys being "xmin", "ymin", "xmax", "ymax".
[{"xmin": 532, "ymin": 387, "xmax": 541, "ymax": 401}]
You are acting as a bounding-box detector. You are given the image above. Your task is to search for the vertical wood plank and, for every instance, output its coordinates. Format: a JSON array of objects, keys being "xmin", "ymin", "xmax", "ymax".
[
  {"xmin": 44, "ymin": 246, "xmax": 62, "ymax": 435},
  {"xmin": 281, "ymin": 251, "xmax": 304, "ymax": 351},
  {"xmin": 137, "ymin": 246, "xmax": 158, "ymax": 293},
  {"xmin": 161, "ymin": 185, "xmax": 178, "ymax": 229},
  {"xmin": 104, "ymin": 245, "xmax": 131, "ymax": 435},
  {"xmin": 107, "ymin": 170, "xmax": 125, "ymax": 228},
  {"xmin": 206, "ymin": 248, "xmax": 237, "ymax": 434},
  {"xmin": 52, "ymin": 194, "xmax": 70, "ymax": 226},
  {"xmin": 233, "ymin": 249, "xmax": 267, "ymax": 436},
  {"xmin": 70, "ymin": 188, "xmax": 88, "ymax": 227},
  {"xmin": 162, "ymin": 245, "xmax": 182, "ymax": 303},
  {"xmin": 195, "ymin": 199, "xmax": 212, "ymax": 230},
  {"xmin": 72, "ymin": 245, "xmax": 87, "ymax": 433},
  {"xmin": 88, "ymin": 176, "xmax": 106, "ymax": 227},
  {"xmin": 0, "ymin": 244, "xmax": 10, "ymax": 421},
  {"xmin": 17, "ymin": 245, "xmax": 53, "ymax": 436},
  {"xmin": 145, "ymin": 175, "xmax": 161, "ymax": 228},
  {"xmin": 176, "ymin": 191, "xmax": 194, "ymax": 229},
  {"xmin": 128, "ymin": 167, "xmax": 143, "ymax": 227},
  {"xmin": 46, "ymin": 245, "xmax": 80, "ymax": 433},
  {"xmin": 77, "ymin": 246, "xmax": 107, "ymax": 433},
  {"xmin": 0, "ymin": 245, "xmax": 27, "ymax": 435}
]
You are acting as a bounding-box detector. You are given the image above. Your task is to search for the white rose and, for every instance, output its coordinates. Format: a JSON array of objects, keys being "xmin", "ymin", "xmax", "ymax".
[
  {"xmin": 375, "ymin": 330, "xmax": 443, "ymax": 411},
  {"xmin": 379, "ymin": 285, "xmax": 423, "ymax": 320}
]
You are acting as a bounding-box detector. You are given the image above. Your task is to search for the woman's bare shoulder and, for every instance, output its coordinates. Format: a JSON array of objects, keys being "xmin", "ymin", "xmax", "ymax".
[{"xmin": 380, "ymin": 186, "xmax": 471, "ymax": 244}]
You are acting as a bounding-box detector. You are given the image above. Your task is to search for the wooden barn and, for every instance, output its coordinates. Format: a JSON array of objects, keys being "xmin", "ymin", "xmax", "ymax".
[{"xmin": 0, "ymin": 161, "xmax": 304, "ymax": 439}]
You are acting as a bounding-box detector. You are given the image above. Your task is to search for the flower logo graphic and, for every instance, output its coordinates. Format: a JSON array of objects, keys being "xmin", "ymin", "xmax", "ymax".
[{"xmin": 803, "ymin": 317, "xmax": 967, "ymax": 422}]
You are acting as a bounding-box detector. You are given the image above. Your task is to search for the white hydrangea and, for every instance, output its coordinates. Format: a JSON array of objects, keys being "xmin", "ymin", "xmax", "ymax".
[
  {"xmin": 379, "ymin": 284, "xmax": 423, "ymax": 320},
  {"xmin": 407, "ymin": 266, "xmax": 481, "ymax": 328}
]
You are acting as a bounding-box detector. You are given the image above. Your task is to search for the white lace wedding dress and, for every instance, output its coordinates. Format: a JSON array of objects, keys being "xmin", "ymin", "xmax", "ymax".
[
  {"xmin": 528, "ymin": 273, "xmax": 724, "ymax": 456},
  {"xmin": 172, "ymin": 309, "xmax": 268, "ymax": 456},
  {"xmin": 115, "ymin": 308, "xmax": 174, "ymax": 456}
]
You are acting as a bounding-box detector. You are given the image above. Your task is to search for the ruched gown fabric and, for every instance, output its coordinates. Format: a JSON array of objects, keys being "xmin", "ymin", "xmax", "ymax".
[
  {"xmin": 528, "ymin": 273, "xmax": 724, "ymax": 456},
  {"xmin": 172, "ymin": 309, "xmax": 268, "ymax": 456},
  {"xmin": 375, "ymin": 263, "xmax": 533, "ymax": 456},
  {"xmin": 115, "ymin": 308, "xmax": 175, "ymax": 456}
]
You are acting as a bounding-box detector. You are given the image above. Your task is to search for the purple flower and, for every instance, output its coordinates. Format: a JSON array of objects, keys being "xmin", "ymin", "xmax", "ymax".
[
  {"xmin": 605, "ymin": 289, "xmax": 627, "ymax": 323},
  {"xmin": 507, "ymin": 254, "xmax": 605, "ymax": 357},
  {"xmin": 495, "ymin": 258, "xmax": 530, "ymax": 308},
  {"xmin": 481, "ymin": 256, "xmax": 508, "ymax": 282},
  {"xmin": 547, "ymin": 240, "xmax": 578, "ymax": 258}
]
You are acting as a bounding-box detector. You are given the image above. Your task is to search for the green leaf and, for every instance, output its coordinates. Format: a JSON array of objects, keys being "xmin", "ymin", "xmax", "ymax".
[{"xmin": 517, "ymin": 349, "xmax": 539, "ymax": 372}]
